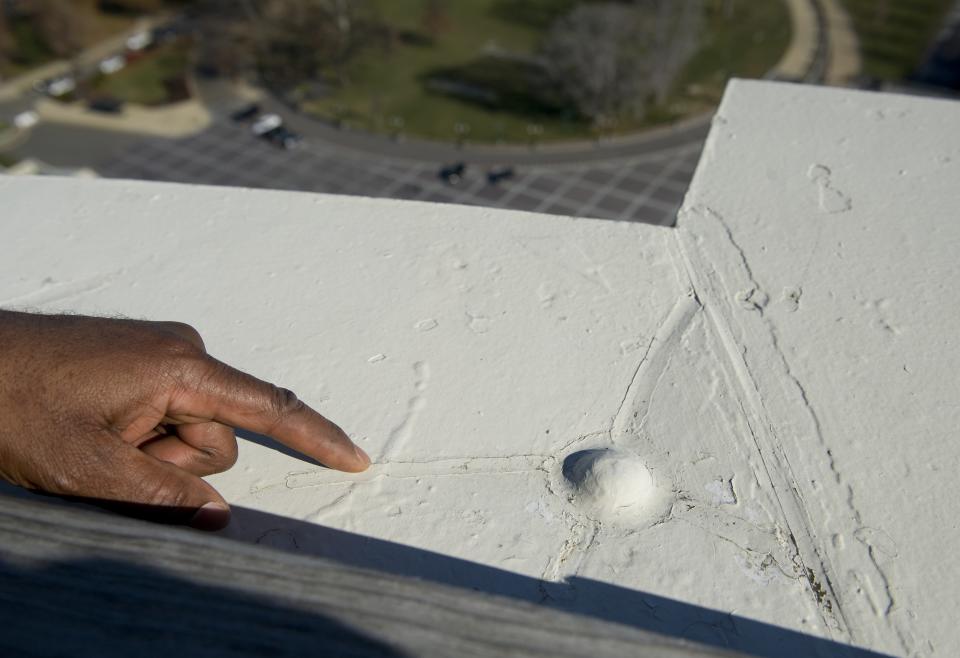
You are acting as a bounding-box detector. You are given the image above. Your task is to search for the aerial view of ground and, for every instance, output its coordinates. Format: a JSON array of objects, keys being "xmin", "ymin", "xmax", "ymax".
[
  {"xmin": 1, "ymin": 0, "xmax": 957, "ymax": 228},
  {"xmin": 299, "ymin": 0, "xmax": 790, "ymax": 143},
  {"xmin": 2, "ymin": 2, "xmax": 960, "ymax": 656},
  {"xmin": 95, "ymin": 118, "xmax": 703, "ymax": 226}
]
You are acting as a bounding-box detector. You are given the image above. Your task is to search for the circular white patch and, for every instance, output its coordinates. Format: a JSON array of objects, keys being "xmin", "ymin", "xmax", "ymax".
[{"xmin": 563, "ymin": 449, "xmax": 655, "ymax": 520}]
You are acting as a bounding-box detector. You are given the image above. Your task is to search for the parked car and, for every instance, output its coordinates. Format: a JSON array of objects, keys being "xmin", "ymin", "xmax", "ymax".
[
  {"xmin": 251, "ymin": 113, "xmax": 283, "ymax": 136},
  {"xmin": 439, "ymin": 162, "xmax": 466, "ymax": 185},
  {"xmin": 194, "ymin": 64, "xmax": 220, "ymax": 79},
  {"xmin": 12, "ymin": 111, "xmax": 39, "ymax": 130},
  {"xmin": 125, "ymin": 31, "xmax": 153, "ymax": 52},
  {"xmin": 98, "ymin": 54, "xmax": 126, "ymax": 75},
  {"xmin": 487, "ymin": 166, "xmax": 515, "ymax": 185},
  {"xmin": 263, "ymin": 126, "xmax": 303, "ymax": 150},
  {"xmin": 88, "ymin": 97, "xmax": 124, "ymax": 114},
  {"xmin": 46, "ymin": 76, "xmax": 76, "ymax": 98},
  {"xmin": 151, "ymin": 22, "xmax": 185, "ymax": 46},
  {"xmin": 230, "ymin": 103, "xmax": 261, "ymax": 122}
]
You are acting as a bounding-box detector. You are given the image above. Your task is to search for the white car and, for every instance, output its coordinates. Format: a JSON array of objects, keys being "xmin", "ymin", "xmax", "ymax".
[
  {"xmin": 251, "ymin": 114, "xmax": 283, "ymax": 136},
  {"xmin": 47, "ymin": 76, "xmax": 76, "ymax": 97},
  {"xmin": 13, "ymin": 111, "xmax": 39, "ymax": 130},
  {"xmin": 98, "ymin": 55, "xmax": 126, "ymax": 75},
  {"xmin": 126, "ymin": 31, "xmax": 153, "ymax": 52}
]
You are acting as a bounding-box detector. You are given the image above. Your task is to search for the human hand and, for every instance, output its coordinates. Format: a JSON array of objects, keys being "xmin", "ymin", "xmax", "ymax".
[{"xmin": 0, "ymin": 310, "xmax": 369, "ymax": 530}]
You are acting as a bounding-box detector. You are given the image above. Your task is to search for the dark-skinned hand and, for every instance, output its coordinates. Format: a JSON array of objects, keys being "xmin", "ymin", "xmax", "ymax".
[{"xmin": 0, "ymin": 310, "xmax": 370, "ymax": 530}]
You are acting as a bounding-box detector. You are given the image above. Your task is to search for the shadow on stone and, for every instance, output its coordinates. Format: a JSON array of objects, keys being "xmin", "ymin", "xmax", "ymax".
[{"xmin": 226, "ymin": 505, "xmax": 894, "ymax": 658}]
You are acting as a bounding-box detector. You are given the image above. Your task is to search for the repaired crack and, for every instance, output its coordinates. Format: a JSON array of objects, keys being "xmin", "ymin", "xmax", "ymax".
[{"xmin": 674, "ymin": 204, "xmax": 914, "ymax": 655}]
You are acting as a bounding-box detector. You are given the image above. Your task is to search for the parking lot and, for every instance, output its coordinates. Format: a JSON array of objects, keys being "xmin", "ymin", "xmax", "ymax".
[{"xmin": 97, "ymin": 119, "xmax": 702, "ymax": 226}]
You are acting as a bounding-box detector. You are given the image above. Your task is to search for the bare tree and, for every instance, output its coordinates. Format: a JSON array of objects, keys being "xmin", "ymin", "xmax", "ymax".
[
  {"xmin": 257, "ymin": 0, "xmax": 376, "ymax": 86},
  {"xmin": 542, "ymin": 3, "xmax": 651, "ymax": 122},
  {"xmin": 196, "ymin": 0, "xmax": 379, "ymax": 89},
  {"xmin": 542, "ymin": 0, "xmax": 703, "ymax": 123},
  {"xmin": 645, "ymin": 0, "xmax": 704, "ymax": 104},
  {"xmin": 32, "ymin": 0, "xmax": 89, "ymax": 58},
  {"xmin": 194, "ymin": 0, "xmax": 259, "ymax": 78}
]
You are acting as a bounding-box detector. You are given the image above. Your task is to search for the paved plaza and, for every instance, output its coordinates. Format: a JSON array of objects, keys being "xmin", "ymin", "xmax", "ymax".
[{"xmin": 96, "ymin": 120, "xmax": 702, "ymax": 226}]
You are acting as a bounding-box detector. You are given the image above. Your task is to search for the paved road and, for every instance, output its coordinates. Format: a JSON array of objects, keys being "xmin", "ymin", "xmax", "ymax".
[
  {"xmin": 196, "ymin": 77, "xmax": 712, "ymax": 167},
  {"xmin": 95, "ymin": 118, "xmax": 701, "ymax": 226},
  {"xmin": 255, "ymin": 90, "xmax": 711, "ymax": 167},
  {"xmin": 4, "ymin": 65, "xmax": 713, "ymax": 228},
  {"xmin": 6, "ymin": 121, "xmax": 148, "ymax": 168},
  {"xmin": 3, "ymin": 92, "xmax": 702, "ymax": 226}
]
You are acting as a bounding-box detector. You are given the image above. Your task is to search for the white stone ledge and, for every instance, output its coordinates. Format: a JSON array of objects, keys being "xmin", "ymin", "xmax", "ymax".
[{"xmin": 2, "ymin": 79, "xmax": 959, "ymax": 657}]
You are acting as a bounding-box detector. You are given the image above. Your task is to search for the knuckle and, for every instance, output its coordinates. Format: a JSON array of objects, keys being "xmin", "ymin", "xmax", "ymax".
[
  {"xmin": 267, "ymin": 387, "xmax": 304, "ymax": 425},
  {"xmin": 155, "ymin": 331, "xmax": 204, "ymax": 360},
  {"xmin": 160, "ymin": 322, "xmax": 206, "ymax": 350}
]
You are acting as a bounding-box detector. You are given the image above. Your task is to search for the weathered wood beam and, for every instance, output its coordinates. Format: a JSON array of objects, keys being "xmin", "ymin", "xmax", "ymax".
[{"xmin": 0, "ymin": 494, "xmax": 746, "ymax": 657}]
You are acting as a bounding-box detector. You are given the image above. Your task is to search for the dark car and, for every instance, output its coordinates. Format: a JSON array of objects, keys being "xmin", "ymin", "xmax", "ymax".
[
  {"xmin": 230, "ymin": 103, "xmax": 261, "ymax": 122},
  {"xmin": 487, "ymin": 166, "xmax": 515, "ymax": 185},
  {"xmin": 87, "ymin": 97, "xmax": 124, "ymax": 114},
  {"xmin": 151, "ymin": 21, "xmax": 187, "ymax": 46},
  {"xmin": 439, "ymin": 162, "xmax": 466, "ymax": 185},
  {"xmin": 262, "ymin": 126, "xmax": 303, "ymax": 150}
]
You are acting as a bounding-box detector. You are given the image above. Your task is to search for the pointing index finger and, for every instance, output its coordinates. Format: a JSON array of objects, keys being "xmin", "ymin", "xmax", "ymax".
[{"xmin": 172, "ymin": 356, "xmax": 370, "ymax": 473}]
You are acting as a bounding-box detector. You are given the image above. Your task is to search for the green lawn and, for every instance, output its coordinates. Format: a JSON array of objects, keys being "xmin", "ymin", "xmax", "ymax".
[
  {"xmin": 677, "ymin": 0, "xmax": 792, "ymax": 104},
  {"xmin": 91, "ymin": 44, "xmax": 191, "ymax": 105},
  {"xmin": 302, "ymin": 0, "xmax": 791, "ymax": 143},
  {"xmin": 841, "ymin": 0, "xmax": 955, "ymax": 80}
]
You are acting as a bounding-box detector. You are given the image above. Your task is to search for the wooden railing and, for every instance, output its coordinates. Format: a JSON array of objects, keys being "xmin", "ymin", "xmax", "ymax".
[{"xmin": 0, "ymin": 494, "xmax": 749, "ymax": 657}]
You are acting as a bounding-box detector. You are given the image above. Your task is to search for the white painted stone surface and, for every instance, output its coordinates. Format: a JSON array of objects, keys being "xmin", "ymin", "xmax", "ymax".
[
  {"xmin": 1, "ymin": 79, "xmax": 958, "ymax": 657},
  {"xmin": 677, "ymin": 79, "xmax": 960, "ymax": 657}
]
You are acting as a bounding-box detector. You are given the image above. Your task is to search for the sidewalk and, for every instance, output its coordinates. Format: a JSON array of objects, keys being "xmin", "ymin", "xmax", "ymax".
[
  {"xmin": 769, "ymin": 0, "xmax": 861, "ymax": 85},
  {"xmin": 771, "ymin": 0, "xmax": 821, "ymax": 80},
  {"xmin": 35, "ymin": 97, "xmax": 210, "ymax": 138},
  {"xmin": 821, "ymin": 0, "xmax": 862, "ymax": 85}
]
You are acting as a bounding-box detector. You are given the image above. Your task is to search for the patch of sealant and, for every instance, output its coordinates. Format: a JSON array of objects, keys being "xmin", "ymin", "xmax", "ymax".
[
  {"xmin": 563, "ymin": 449, "xmax": 655, "ymax": 519},
  {"xmin": 781, "ymin": 287, "xmax": 802, "ymax": 313},
  {"xmin": 807, "ymin": 164, "xmax": 852, "ymax": 214}
]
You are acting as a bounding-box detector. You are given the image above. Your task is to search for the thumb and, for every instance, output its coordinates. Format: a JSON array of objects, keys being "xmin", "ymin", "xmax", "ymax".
[{"xmin": 88, "ymin": 441, "xmax": 231, "ymax": 530}]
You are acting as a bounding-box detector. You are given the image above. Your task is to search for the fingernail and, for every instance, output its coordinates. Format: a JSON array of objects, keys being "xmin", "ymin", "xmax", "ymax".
[
  {"xmin": 354, "ymin": 444, "xmax": 371, "ymax": 467},
  {"xmin": 189, "ymin": 501, "xmax": 231, "ymax": 530}
]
